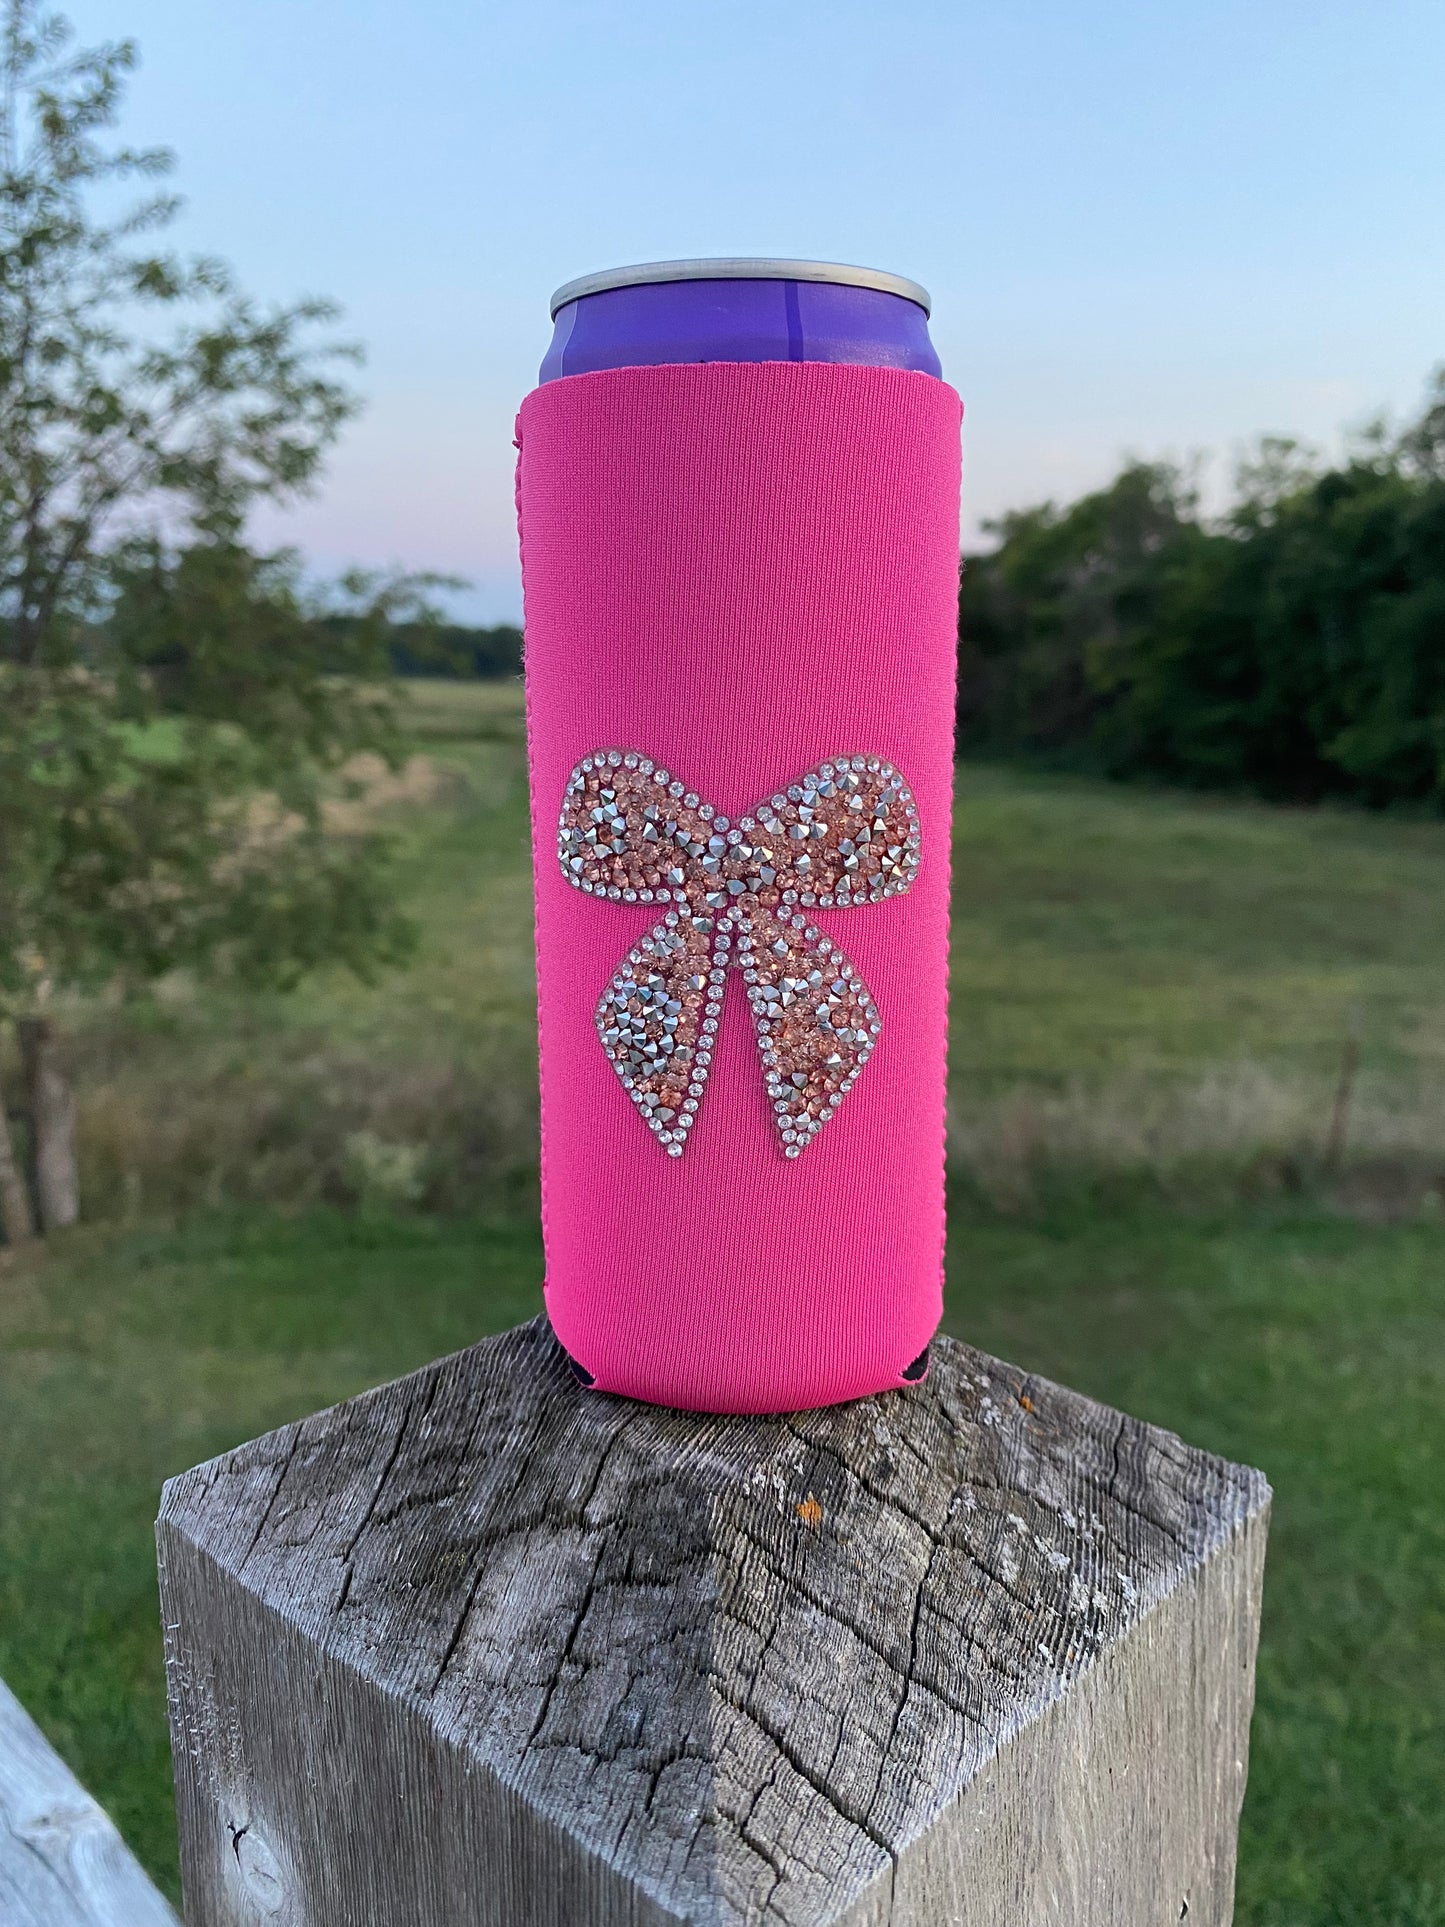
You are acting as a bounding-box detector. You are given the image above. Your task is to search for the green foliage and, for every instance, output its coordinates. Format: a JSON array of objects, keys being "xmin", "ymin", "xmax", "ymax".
[
  {"xmin": 0, "ymin": 1, "xmax": 424, "ymax": 1024},
  {"xmin": 59, "ymin": 683, "xmax": 541, "ymax": 1223},
  {"xmin": 957, "ymin": 460, "xmax": 1203, "ymax": 757},
  {"xmin": 1, "ymin": 545, "xmax": 424, "ymax": 1006},
  {"xmin": 959, "ymin": 378, "xmax": 1445, "ymax": 807},
  {"xmin": 386, "ymin": 619, "xmax": 524, "ymax": 680}
]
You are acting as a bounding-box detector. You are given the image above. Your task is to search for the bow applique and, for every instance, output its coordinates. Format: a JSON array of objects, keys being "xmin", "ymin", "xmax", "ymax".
[{"xmin": 557, "ymin": 750, "xmax": 920, "ymax": 1158}]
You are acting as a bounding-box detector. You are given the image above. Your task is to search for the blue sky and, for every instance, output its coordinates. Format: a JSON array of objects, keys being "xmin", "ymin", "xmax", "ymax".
[{"xmin": 71, "ymin": 0, "xmax": 1445, "ymax": 621}]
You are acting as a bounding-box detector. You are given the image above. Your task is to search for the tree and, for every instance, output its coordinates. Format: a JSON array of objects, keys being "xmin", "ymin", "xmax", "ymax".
[
  {"xmin": 957, "ymin": 461, "xmax": 1202, "ymax": 760},
  {"xmin": 1097, "ymin": 396, "xmax": 1445, "ymax": 803},
  {"xmin": 956, "ymin": 376, "xmax": 1445, "ymax": 809},
  {"xmin": 0, "ymin": 2, "xmax": 425, "ymax": 1238}
]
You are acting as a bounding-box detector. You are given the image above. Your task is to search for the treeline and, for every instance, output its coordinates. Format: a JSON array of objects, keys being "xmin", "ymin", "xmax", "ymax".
[
  {"xmin": 957, "ymin": 372, "xmax": 1445, "ymax": 807},
  {"xmin": 388, "ymin": 621, "xmax": 522, "ymax": 679},
  {"xmin": 302, "ymin": 617, "xmax": 524, "ymax": 680}
]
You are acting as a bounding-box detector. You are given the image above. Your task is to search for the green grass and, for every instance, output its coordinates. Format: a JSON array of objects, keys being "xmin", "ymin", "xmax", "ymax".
[
  {"xmin": 0, "ymin": 1210, "xmax": 545, "ymax": 1898},
  {"xmin": 65, "ymin": 680, "xmax": 542, "ymax": 1221},
  {"xmin": 60, "ymin": 680, "xmax": 1445, "ymax": 1223},
  {"xmin": 951, "ymin": 762, "xmax": 1445, "ymax": 1080},
  {"xmin": 948, "ymin": 765, "xmax": 1445, "ymax": 1206},
  {"xmin": 1, "ymin": 1203, "xmax": 1439, "ymax": 1921},
  {"xmin": 950, "ymin": 1207, "xmax": 1445, "ymax": 1927},
  {"xmin": 1, "ymin": 679, "xmax": 1442, "ymax": 1919}
]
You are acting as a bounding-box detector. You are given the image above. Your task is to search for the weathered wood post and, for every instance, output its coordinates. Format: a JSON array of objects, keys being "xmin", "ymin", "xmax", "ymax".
[
  {"xmin": 158, "ymin": 1317, "xmax": 1268, "ymax": 1925},
  {"xmin": 0, "ymin": 1676, "xmax": 179, "ymax": 1926}
]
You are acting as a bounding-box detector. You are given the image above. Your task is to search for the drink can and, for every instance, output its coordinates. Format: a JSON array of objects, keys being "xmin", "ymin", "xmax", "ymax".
[
  {"xmin": 541, "ymin": 257, "xmax": 942, "ymax": 383},
  {"xmin": 516, "ymin": 259, "xmax": 962, "ymax": 1412}
]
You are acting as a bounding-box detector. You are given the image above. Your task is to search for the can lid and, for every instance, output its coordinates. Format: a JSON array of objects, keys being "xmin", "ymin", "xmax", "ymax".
[{"xmin": 549, "ymin": 257, "xmax": 932, "ymax": 320}]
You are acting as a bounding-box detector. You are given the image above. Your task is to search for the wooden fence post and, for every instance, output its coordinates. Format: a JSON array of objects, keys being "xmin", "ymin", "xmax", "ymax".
[
  {"xmin": 158, "ymin": 1316, "xmax": 1269, "ymax": 1926},
  {"xmin": 0, "ymin": 1675, "xmax": 179, "ymax": 1926}
]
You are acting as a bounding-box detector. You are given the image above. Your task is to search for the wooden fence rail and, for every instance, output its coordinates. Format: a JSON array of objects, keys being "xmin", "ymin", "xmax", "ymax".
[
  {"xmin": 0, "ymin": 1675, "xmax": 178, "ymax": 1927},
  {"xmin": 158, "ymin": 1316, "xmax": 1269, "ymax": 1925}
]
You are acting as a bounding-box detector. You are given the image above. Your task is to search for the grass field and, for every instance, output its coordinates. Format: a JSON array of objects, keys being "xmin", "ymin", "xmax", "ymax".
[
  {"xmin": 1, "ymin": 678, "xmax": 1442, "ymax": 1922},
  {"xmin": 60, "ymin": 677, "xmax": 1445, "ymax": 1221}
]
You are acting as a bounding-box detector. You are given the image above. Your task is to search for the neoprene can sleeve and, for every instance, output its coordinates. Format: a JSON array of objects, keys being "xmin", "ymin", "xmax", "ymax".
[{"xmin": 516, "ymin": 269, "xmax": 963, "ymax": 1414}]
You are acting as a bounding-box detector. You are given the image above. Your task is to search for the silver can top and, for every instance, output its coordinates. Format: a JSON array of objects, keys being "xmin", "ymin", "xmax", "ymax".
[{"xmin": 549, "ymin": 257, "xmax": 932, "ymax": 320}]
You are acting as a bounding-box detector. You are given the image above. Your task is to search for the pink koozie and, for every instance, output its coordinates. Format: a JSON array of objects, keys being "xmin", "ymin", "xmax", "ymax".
[{"xmin": 516, "ymin": 361, "xmax": 962, "ymax": 1413}]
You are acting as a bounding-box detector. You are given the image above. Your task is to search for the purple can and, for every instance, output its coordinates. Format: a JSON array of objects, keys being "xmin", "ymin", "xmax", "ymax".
[{"xmin": 540, "ymin": 256, "xmax": 941, "ymax": 384}]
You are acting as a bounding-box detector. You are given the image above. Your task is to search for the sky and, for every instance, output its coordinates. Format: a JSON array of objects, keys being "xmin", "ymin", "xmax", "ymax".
[{"xmin": 67, "ymin": 0, "xmax": 1445, "ymax": 622}]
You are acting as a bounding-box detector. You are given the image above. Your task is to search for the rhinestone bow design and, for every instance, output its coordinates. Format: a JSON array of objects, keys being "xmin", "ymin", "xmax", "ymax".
[{"xmin": 558, "ymin": 749, "xmax": 920, "ymax": 1159}]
